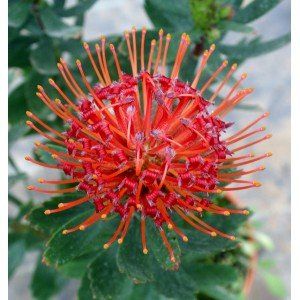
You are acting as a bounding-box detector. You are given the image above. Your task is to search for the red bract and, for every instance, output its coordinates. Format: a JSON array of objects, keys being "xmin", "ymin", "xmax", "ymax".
[{"xmin": 25, "ymin": 28, "xmax": 272, "ymax": 262}]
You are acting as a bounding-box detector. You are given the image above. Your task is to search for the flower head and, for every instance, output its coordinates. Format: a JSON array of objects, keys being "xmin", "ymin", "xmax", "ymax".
[{"xmin": 26, "ymin": 27, "xmax": 271, "ymax": 262}]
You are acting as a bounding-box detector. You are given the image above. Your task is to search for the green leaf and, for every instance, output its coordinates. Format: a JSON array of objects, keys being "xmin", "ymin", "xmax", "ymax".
[
  {"xmin": 126, "ymin": 284, "xmax": 168, "ymax": 300},
  {"xmin": 180, "ymin": 213, "xmax": 248, "ymax": 257},
  {"xmin": 261, "ymin": 271, "xmax": 287, "ymax": 298},
  {"xmin": 219, "ymin": 33, "xmax": 291, "ymax": 60},
  {"xmin": 30, "ymin": 255, "xmax": 66, "ymax": 300},
  {"xmin": 30, "ymin": 38, "xmax": 58, "ymax": 75},
  {"xmin": 198, "ymin": 285, "xmax": 240, "ymax": 300},
  {"xmin": 9, "ymin": 228, "xmax": 43, "ymax": 251},
  {"xmin": 56, "ymin": 0, "xmax": 98, "ymax": 17},
  {"xmin": 218, "ymin": 21, "xmax": 254, "ymax": 33},
  {"xmin": 42, "ymin": 211, "xmax": 116, "ymax": 267},
  {"xmin": 53, "ymin": 0, "xmax": 66, "ymax": 10},
  {"xmin": 8, "ymin": 173, "xmax": 27, "ymax": 189},
  {"xmin": 8, "ymin": 125, "xmax": 30, "ymax": 147},
  {"xmin": 233, "ymin": 0, "xmax": 281, "ymax": 24},
  {"xmin": 8, "ymin": 237, "xmax": 26, "ymax": 278},
  {"xmin": 88, "ymin": 252, "xmax": 131, "ymax": 299},
  {"xmin": 117, "ymin": 218, "xmax": 155, "ymax": 283},
  {"xmin": 186, "ymin": 263, "xmax": 239, "ymax": 288},
  {"xmin": 151, "ymin": 266, "xmax": 195, "ymax": 299},
  {"xmin": 8, "ymin": 193, "xmax": 22, "ymax": 207},
  {"xmin": 40, "ymin": 8, "xmax": 81, "ymax": 38},
  {"xmin": 8, "ymin": 83, "xmax": 28, "ymax": 124},
  {"xmin": 9, "ymin": 35, "xmax": 36, "ymax": 68},
  {"xmin": 58, "ymin": 251, "xmax": 97, "ymax": 279},
  {"xmin": 27, "ymin": 193, "xmax": 89, "ymax": 235},
  {"xmin": 147, "ymin": 221, "xmax": 181, "ymax": 270},
  {"xmin": 78, "ymin": 272, "xmax": 94, "ymax": 300},
  {"xmin": 8, "ymin": 1, "xmax": 31, "ymax": 28},
  {"xmin": 144, "ymin": 0, "xmax": 194, "ymax": 31},
  {"xmin": 33, "ymin": 143, "xmax": 66, "ymax": 165}
]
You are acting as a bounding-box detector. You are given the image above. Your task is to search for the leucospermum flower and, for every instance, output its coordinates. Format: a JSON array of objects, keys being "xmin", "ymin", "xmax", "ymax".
[{"xmin": 25, "ymin": 27, "xmax": 272, "ymax": 262}]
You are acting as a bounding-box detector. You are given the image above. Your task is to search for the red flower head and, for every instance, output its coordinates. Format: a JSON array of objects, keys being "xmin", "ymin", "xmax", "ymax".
[{"xmin": 25, "ymin": 27, "xmax": 271, "ymax": 263}]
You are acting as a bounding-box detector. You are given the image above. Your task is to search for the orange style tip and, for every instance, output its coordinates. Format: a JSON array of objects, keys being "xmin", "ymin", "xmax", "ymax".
[
  {"xmin": 27, "ymin": 185, "xmax": 35, "ymax": 190},
  {"xmin": 26, "ymin": 120, "xmax": 33, "ymax": 126},
  {"xmin": 210, "ymin": 44, "xmax": 216, "ymax": 51},
  {"xmin": 265, "ymin": 134, "xmax": 272, "ymax": 139},
  {"xmin": 253, "ymin": 181, "xmax": 261, "ymax": 187},
  {"xmin": 259, "ymin": 166, "xmax": 266, "ymax": 171},
  {"xmin": 260, "ymin": 126, "xmax": 266, "ymax": 131},
  {"xmin": 158, "ymin": 28, "xmax": 164, "ymax": 35},
  {"xmin": 223, "ymin": 60, "xmax": 228, "ymax": 66},
  {"xmin": 83, "ymin": 42, "xmax": 89, "ymax": 49},
  {"xmin": 170, "ymin": 256, "xmax": 176, "ymax": 262},
  {"xmin": 210, "ymin": 231, "xmax": 217, "ymax": 237},
  {"xmin": 26, "ymin": 111, "xmax": 33, "ymax": 117},
  {"xmin": 166, "ymin": 33, "xmax": 171, "ymax": 39},
  {"xmin": 103, "ymin": 244, "xmax": 109, "ymax": 250},
  {"xmin": 37, "ymin": 85, "xmax": 44, "ymax": 91},
  {"xmin": 100, "ymin": 35, "xmax": 106, "ymax": 41},
  {"xmin": 241, "ymin": 73, "xmax": 247, "ymax": 79},
  {"xmin": 203, "ymin": 50, "xmax": 209, "ymax": 57},
  {"xmin": 243, "ymin": 210, "xmax": 250, "ymax": 215},
  {"xmin": 249, "ymin": 153, "xmax": 255, "ymax": 157},
  {"xmin": 143, "ymin": 248, "xmax": 148, "ymax": 255},
  {"xmin": 79, "ymin": 225, "xmax": 85, "ymax": 231},
  {"xmin": 34, "ymin": 141, "xmax": 41, "ymax": 146},
  {"xmin": 231, "ymin": 63, "xmax": 238, "ymax": 70},
  {"xmin": 54, "ymin": 98, "xmax": 61, "ymax": 104},
  {"xmin": 38, "ymin": 178, "xmax": 45, "ymax": 183},
  {"xmin": 59, "ymin": 57, "xmax": 65, "ymax": 63},
  {"xmin": 95, "ymin": 43, "xmax": 100, "ymax": 50},
  {"xmin": 216, "ymin": 189, "xmax": 222, "ymax": 194},
  {"xmin": 136, "ymin": 204, "xmax": 142, "ymax": 210},
  {"xmin": 57, "ymin": 63, "xmax": 63, "ymax": 69},
  {"xmin": 92, "ymin": 174, "xmax": 98, "ymax": 180},
  {"xmin": 266, "ymin": 152, "xmax": 273, "ymax": 157},
  {"xmin": 48, "ymin": 78, "xmax": 54, "ymax": 85},
  {"xmin": 117, "ymin": 238, "xmax": 123, "ymax": 244},
  {"xmin": 58, "ymin": 203, "xmax": 64, "ymax": 208},
  {"xmin": 109, "ymin": 44, "xmax": 115, "ymax": 50},
  {"xmin": 263, "ymin": 112, "xmax": 270, "ymax": 117},
  {"xmin": 44, "ymin": 210, "xmax": 51, "ymax": 215},
  {"xmin": 24, "ymin": 156, "xmax": 30, "ymax": 161},
  {"xmin": 167, "ymin": 223, "xmax": 173, "ymax": 230},
  {"xmin": 101, "ymin": 214, "xmax": 107, "ymax": 219},
  {"xmin": 183, "ymin": 236, "xmax": 188, "ymax": 242},
  {"xmin": 62, "ymin": 230, "xmax": 68, "ymax": 235},
  {"xmin": 76, "ymin": 59, "xmax": 81, "ymax": 66},
  {"xmin": 151, "ymin": 39, "xmax": 156, "ymax": 45},
  {"xmin": 51, "ymin": 154, "xmax": 58, "ymax": 159},
  {"xmin": 196, "ymin": 207, "xmax": 203, "ymax": 212},
  {"xmin": 224, "ymin": 211, "xmax": 230, "ymax": 216},
  {"xmin": 230, "ymin": 236, "xmax": 236, "ymax": 241}
]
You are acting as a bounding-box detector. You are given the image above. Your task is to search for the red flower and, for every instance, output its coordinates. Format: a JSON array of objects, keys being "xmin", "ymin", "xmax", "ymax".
[{"xmin": 25, "ymin": 28, "xmax": 271, "ymax": 262}]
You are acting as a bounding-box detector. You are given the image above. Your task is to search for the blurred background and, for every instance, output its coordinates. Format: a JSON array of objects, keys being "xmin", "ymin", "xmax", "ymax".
[{"xmin": 9, "ymin": 0, "xmax": 290, "ymax": 299}]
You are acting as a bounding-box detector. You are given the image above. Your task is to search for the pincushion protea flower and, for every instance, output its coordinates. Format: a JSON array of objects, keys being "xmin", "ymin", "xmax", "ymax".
[{"xmin": 25, "ymin": 27, "xmax": 271, "ymax": 263}]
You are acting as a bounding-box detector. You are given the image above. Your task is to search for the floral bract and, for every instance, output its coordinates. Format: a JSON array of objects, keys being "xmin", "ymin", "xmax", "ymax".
[{"xmin": 25, "ymin": 27, "xmax": 271, "ymax": 262}]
